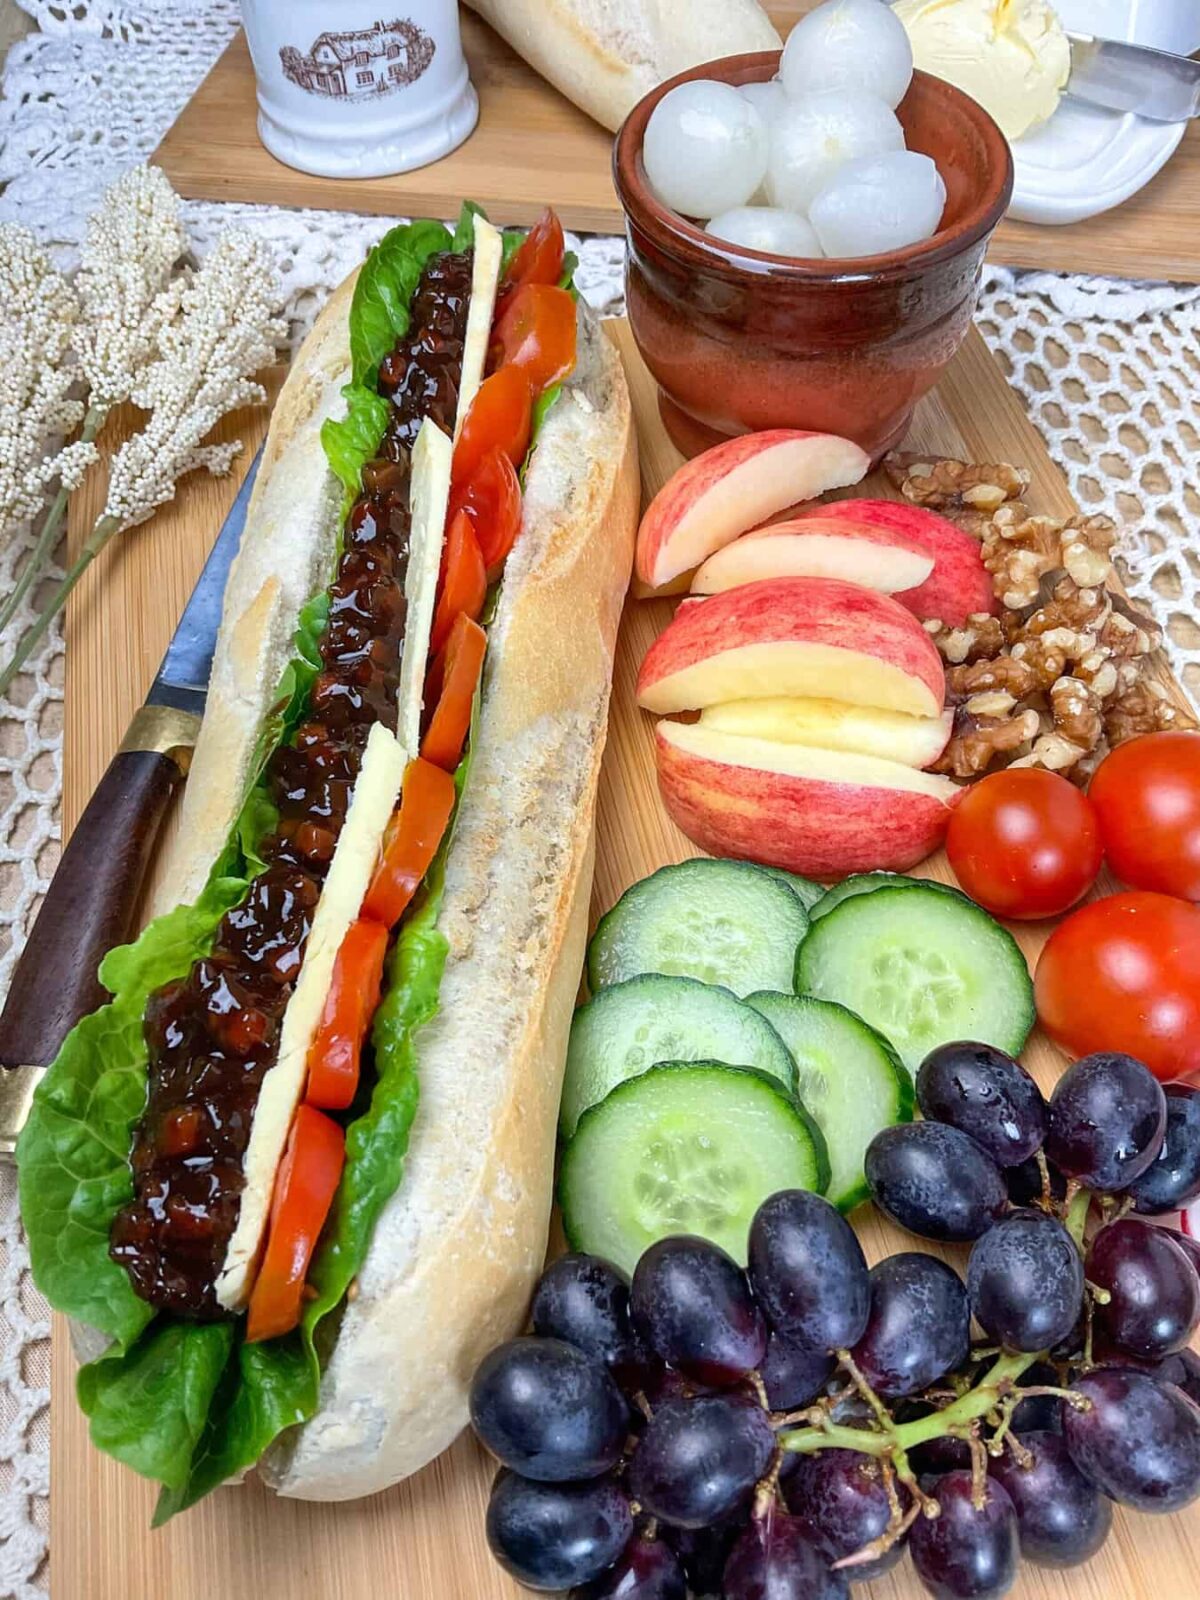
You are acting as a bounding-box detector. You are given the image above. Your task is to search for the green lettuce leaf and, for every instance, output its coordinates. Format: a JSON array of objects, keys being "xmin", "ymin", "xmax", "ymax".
[
  {"xmin": 235, "ymin": 586, "xmax": 330, "ymax": 876},
  {"xmin": 151, "ymin": 1333, "xmax": 314, "ymax": 1524},
  {"xmin": 349, "ymin": 220, "xmax": 452, "ymax": 389},
  {"xmin": 450, "ymin": 199, "xmax": 487, "ymax": 253},
  {"xmin": 78, "ymin": 1319, "xmax": 236, "ymax": 1491},
  {"xmin": 500, "ymin": 229, "xmax": 525, "ymax": 275},
  {"xmin": 321, "ymin": 385, "xmax": 389, "ymax": 516},
  {"xmin": 16, "ymin": 874, "xmax": 248, "ymax": 1352}
]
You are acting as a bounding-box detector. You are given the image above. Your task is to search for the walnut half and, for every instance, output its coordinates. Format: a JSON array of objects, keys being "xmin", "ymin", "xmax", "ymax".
[
  {"xmin": 884, "ymin": 453, "xmax": 1031, "ymax": 512},
  {"xmin": 907, "ymin": 455, "xmax": 1195, "ymax": 783}
]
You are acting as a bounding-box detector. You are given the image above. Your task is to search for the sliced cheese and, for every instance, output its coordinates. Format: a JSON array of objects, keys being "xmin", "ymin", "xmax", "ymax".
[
  {"xmin": 395, "ymin": 418, "xmax": 453, "ymax": 756},
  {"xmin": 454, "ymin": 212, "xmax": 504, "ymax": 440},
  {"xmin": 215, "ymin": 720, "xmax": 408, "ymax": 1311}
]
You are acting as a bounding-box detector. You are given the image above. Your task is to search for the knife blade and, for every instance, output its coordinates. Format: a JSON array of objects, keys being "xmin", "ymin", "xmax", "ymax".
[
  {"xmin": 1067, "ymin": 33, "xmax": 1200, "ymax": 122},
  {"xmin": 148, "ymin": 445, "xmax": 262, "ymax": 715},
  {"xmin": 0, "ymin": 444, "xmax": 264, "ymax": 1142}
]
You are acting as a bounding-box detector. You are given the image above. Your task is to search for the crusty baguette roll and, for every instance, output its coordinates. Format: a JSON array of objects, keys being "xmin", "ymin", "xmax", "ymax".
[
  {"xmin": 144, "ymin": 275, "xmax": 638, "ymax": 1497},
  {"xmin": 264, "ymin": 303, "xmax": 637, "ymax": 1499},
  {"xmin": 152, "ymin": 270, "xmax": 364, "ymax": 913},
  {"xmin": 465, "ymin": 0, "xmax": 782, "ymax": 132}
]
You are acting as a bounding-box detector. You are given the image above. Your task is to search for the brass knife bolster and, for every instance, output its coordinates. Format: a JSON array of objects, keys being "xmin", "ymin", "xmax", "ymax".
[{"xmin": 118, "ymin": 703, "xmax": 203, "ymax": 769}]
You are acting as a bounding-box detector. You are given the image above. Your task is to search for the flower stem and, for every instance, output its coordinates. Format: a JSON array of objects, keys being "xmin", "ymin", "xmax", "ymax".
[
  {"xmin": 0, "ymin": 511, "xmax": 119, "ymax": 698},
  {"xmin": 0, "ymin": 403, "xmax": 106, "ymax": 643}
]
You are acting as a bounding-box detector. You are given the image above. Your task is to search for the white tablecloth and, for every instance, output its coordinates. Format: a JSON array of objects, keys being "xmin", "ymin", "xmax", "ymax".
[{"xmin": 1, "ymin": 4, "xmax": 1199, "ymax": 1594}]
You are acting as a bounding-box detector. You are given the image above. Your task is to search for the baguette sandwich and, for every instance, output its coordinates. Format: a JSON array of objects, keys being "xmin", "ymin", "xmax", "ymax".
[
  {"xmin": 465, "ymin": 0, "xmax": 782, "ymax": 133},
  {"xmin": 17, "ymin": 204, "xmax": 638, "ymax": 1515}
]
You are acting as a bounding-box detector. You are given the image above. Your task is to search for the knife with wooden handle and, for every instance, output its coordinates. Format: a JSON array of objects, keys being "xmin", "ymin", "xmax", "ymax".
[{"xmin": 0, "ymin": 449, "xmax": 262, "ymax": 1154}]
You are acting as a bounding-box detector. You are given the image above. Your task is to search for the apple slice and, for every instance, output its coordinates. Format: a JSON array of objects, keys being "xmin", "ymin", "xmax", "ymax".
[
  {"xmin": 692, "ymin": 525, "xmax": 934, "ymax": 597},
  {"xmin": 700, "ymin": 697, "xmax": 953, "ymax": 770},
  {"xmin": 635, "ymin": 430, "xmax": 869, "ymax": 590},
  {"xmin": 636, "ymin": 577, "xmax": 945, "ymax": 720},
  {"xmin": 793, "ymin": 499, "xmax": 997, "ymax": 626},
  {"xmin": 656, "ymin": 721, "xmax": 959, "ymax": 878}
]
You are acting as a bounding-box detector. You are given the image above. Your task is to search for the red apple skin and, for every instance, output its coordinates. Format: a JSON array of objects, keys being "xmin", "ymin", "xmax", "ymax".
[
  {"xmin": 636, "ymin": 576, "xmax": 946, "ymax": 716},
  {"xmin": 635, "ymin": 429, "xmax": 869, "ymax": 588},
  {"xmin": 655, "ymin": 726, "xmax": 956, "ymax": 878},
  {"xmin": 794, "ymin": 499, "xmax": 997, "ymax": 626}
]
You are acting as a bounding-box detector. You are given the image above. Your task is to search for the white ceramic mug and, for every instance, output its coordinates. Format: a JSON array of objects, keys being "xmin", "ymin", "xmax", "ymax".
[{"xmin": 240, "ymin": 1, "xmax": 478, "ymax": 178}]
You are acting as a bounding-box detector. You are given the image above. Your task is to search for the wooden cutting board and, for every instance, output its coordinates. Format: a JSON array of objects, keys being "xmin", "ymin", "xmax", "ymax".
[
  {"xmin": 151, "ymin": 8, "xmax": 1200, "ymax": 283},
  {"xmin": 51, "ymin": 323, "xmax": 1198, "ymax": 1599}
]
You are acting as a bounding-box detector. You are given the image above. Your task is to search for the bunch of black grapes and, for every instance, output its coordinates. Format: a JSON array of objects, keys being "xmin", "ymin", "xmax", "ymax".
[{"xmin": 469, "ymin": 1048, "xmax": 1200, "ymax": 1598}]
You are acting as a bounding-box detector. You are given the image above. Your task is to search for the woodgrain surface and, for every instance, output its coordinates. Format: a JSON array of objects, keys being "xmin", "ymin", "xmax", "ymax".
[
  {"xmin": 51, "ymin": 327, "xmax": 1198, "ymax": 1598},
  {"xmin": 151, "ymin": 8, "xmax": 1200, "ymax": 283}
]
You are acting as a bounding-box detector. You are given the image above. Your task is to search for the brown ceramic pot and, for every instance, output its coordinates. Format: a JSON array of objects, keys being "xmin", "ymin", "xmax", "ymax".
[{"xmin": 614, "ymin": 55, "xmax": 1014, "ymax": 461}]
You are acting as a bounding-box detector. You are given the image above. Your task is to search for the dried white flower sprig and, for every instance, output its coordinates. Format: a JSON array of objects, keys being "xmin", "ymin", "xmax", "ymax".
[
  {"xmin": 0, "ymin": 167, "xmax": 285, "ymax": 698},
  {"xmin": 0, "ymin": 229, "xmax": 106, "ymax": 660},
  {"xmin": 73, "ymin": 164, "xmax": 187, "ymax": 411},
  {"xmin": 101, "ymin": 231, "xmax": 283, "ymax": 531},
  {"xmin": 0, "ymin": 170, "xmax": 187, "ymax": 651},
  {"xmin": 0, "ymin": 228, "xmax": 95, "ymax": 548}
]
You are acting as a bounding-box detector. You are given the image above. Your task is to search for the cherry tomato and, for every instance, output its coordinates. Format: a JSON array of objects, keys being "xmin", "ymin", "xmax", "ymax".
[
  {"xmin": 448, "ymin": 447, "xmax": 522, "ymax": 575},
  {"xmin": 1089, "ymin": 731, "xmax": 1200, "ymax": 902},
  {"xmin": 422, "ymin": 613, "xmax": 487, "ymax": 772},
  {"xmin": 1035, "ymin": 891, "xmax": 1200, "ymax": 1083},
  {"xmin": 246, "ymin": 1105, "xmax": 345, "ymax": 1343},
  {"xmin": 946, "ymin": 768, "xmax": 1103, "ymax": 920},
  {"xmin": 361, "ymin": 757, "xmax": 456, "ymax": 929},
  {"xmin": 430, "ymin": 510, "xmax": 486, "ymax": 655},
  {"xmin": 305, "ymin": 918, "xmax": 389, "ymax": 1110},
  {"xmin": 452, "ymin": 365, "xmax": 532, "ymax": 490},
  {"xmin": 491, "ymin": 284, "xmax": 577, "ymax": 396},
  {"xmin": 500, "ymin": 209, "xmax": 565, "ymax": 300}
]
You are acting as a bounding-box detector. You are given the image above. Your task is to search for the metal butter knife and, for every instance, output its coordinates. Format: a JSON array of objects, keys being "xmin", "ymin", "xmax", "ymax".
[
  {"xmin": 1068, "ymin": 33, "xmax": 1200, "ymax": 122},
  {"xmin": 0, "ymin": 447, "xmax": 263, "ymax": 1153}
]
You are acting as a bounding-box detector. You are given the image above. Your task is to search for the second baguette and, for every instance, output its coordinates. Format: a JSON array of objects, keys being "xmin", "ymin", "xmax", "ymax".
[{"xmin": 465, "ymin": 0, "xmax": 782, "ymax": 132}]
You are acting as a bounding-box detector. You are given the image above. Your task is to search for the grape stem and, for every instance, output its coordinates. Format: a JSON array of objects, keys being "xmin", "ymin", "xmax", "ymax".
[
  {"xmin": 836, "ymin": 1347, "xmax": 893, "ymax": 1432},
  {"xmin": 779, "ymin": 1351, "xmax": 1040, "ymax": 1459},
  {"xmin": 1064, "ymin": 1185, "xmax": 1092, "ymax": 1252},
  {"xmin": 969, "ymin": 1429, "xmax": 988, "ymax": 1510}
]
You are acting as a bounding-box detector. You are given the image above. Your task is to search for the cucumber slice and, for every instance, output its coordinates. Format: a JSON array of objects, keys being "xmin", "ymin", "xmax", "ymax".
[
  {"xmin": 559, "ymin": 1063, "xmax": 828, "ymax": 1274},
  {"xmin": 746, "ymin": 992, "xmax": 913, "ymax": 1211},
  {"xmin": 587, "ymin": 859, "xmax": 808, "ymax": 998},
  {"xmin": 810, "ymin": 872, "xmax": 967, "ymax": 922},
  {"xmin": 751, "ymin": 865, "xmax": 825, "ymax": 912},
  {"xmin": 796, "ymin": 886, "xmax": 1035, "ymax": 1073},
  {"xmin": 560, "ymin": 975, "xmax": 796, "ymax": 1139}
]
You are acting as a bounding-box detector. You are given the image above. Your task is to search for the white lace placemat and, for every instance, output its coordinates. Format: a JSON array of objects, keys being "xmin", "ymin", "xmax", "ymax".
[{"xmin": 1, "ymin": 3, "xmax": 1199, "ymax": 1595}]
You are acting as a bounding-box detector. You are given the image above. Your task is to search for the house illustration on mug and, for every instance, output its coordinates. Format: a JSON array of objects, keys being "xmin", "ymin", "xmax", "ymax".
[{"xmin": 280, "ymin": 18, "xmax": 437, "ymax": 99}]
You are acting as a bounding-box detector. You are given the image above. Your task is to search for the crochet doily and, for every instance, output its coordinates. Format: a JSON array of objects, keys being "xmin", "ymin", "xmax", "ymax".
[{"xmin": 0, "ymin": 4, "xmax": 1198, "ymax": 1594}]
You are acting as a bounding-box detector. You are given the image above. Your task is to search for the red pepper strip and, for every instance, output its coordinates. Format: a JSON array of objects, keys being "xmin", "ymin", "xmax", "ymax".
[
  {"xmin": 451, "ymin": 364, "xmax": 532, "ymax": 491},
  {"xmin": 491, "ymin": 283, "xmax": 577, "ymax": 396},
  {"xmin": 422, "ymin": 614, "xmax": 487, "ymax": 773},
  {"xmin": 361, "ymin": 757, "xmax": 457, "ymax": 929},
  {"xmin": 304, "ymin": 917, "xmax": 389, "ymax": 1112},
  {"xmin": 430, "ymin": 510, "xmax": 487, "ymax": 657},
  {"xmin": 499, "ymin": 208, "xmax": 566, "ymax": 304},
  {"xmin": 246, "ymin": 1104, "xmax": 345, "ymax": 1344},
  {"xmin": 448, "ymin": 446, "xmax": 523, "ymax": 576}
]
